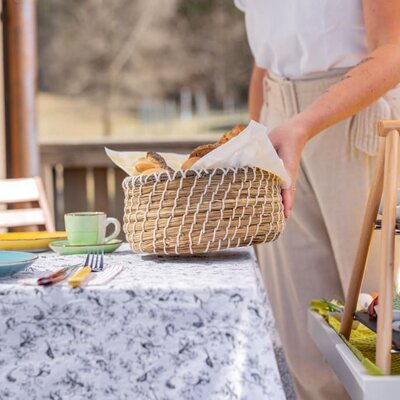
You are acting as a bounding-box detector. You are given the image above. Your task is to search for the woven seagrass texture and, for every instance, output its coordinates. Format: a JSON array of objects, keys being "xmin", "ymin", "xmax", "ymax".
[{"xmin": 123, "ymin": 167, "xmax": 284, "ymax": 255}]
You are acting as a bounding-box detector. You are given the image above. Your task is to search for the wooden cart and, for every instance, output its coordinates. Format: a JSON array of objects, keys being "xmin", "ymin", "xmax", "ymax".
[{"xmin": 309, "ymin": 120, "xmax": 400, "ymax": 399}]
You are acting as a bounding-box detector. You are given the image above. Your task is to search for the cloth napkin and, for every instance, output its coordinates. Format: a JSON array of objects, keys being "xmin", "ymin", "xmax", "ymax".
[
  {"xmin": 21, "ymin": 265, "xmax": 123, "ymax": 287},
  {"xmin": 105, "ymin": 120, "xmax": 291, "ymax": 188}
]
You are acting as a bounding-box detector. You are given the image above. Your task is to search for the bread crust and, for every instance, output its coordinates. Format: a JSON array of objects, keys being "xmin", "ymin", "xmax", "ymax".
[
  {"xmin": 187, "ymin": 124, "xmax": 245, "ymax": 160},
  {"xmin": 189, "ymin": 142, "xmax": 220, "ymax": 159},
  {"xmin": 134, "ymin": 124, "xmax": 246, "ymax": 175},
  {"xmin": 146, "ymin": 152, "xmax": 168, "ymax": 168},
  {"xmin": 134, "ymin": 158, "xmax": 159, "ymax": 173},
  {"xmin": 217, "ymin": 124, "xmax": 245, "ymax": 144},
  {"xmin": 134, "ymin": 152, "xmax": 172, "ymax": 174},
  {"xmin": 181, "ymin": 157, "xmax": 200, "ymax": 170}
]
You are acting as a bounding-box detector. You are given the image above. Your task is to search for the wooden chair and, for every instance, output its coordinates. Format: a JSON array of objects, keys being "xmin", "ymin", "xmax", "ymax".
[{"xmin": 0, "ymin": 176, "xmax": 55, "ymax": 232}]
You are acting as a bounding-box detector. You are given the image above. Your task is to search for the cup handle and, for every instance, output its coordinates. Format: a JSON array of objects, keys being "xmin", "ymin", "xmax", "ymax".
[{"xmin": 105, "ymin": 217, "xmax": 121, "ymax": 243}]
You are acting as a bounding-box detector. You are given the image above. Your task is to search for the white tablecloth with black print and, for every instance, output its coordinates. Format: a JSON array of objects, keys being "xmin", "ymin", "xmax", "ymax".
[{"xmin": 0, "ymin": 244, "xmax": 294, "ymax": 400}]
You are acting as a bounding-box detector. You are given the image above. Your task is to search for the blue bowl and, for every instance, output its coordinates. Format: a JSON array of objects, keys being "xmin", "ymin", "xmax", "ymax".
[{"xmin": 0, "ymin": 251, "xmax": 38, "ymax": 277}]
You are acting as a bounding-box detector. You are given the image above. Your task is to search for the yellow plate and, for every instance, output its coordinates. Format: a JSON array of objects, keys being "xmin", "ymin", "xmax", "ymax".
[{"xmin": 0, "ymin": 231, "xmax": 67, "ymax": 252}]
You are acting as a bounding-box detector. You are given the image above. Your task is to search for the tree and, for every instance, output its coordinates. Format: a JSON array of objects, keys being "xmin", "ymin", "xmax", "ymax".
[
  {"xmin": 37, "ymin": 0, "xmax": 252, "ymax": 134},
  {"xmin": 38, "ymin": 0, "xmax": 177, "ymax": 135}
]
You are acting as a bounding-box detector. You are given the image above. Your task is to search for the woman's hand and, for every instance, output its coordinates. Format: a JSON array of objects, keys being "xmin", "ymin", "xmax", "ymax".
[{"xmin": 268, "ymin": 121, "xmax": 309, "ymax": 218}]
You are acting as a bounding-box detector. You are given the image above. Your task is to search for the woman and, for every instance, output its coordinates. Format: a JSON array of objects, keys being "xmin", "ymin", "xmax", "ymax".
[{"xmin": 235, "ymin": 1, "xmax": 400, "ymax": 399}]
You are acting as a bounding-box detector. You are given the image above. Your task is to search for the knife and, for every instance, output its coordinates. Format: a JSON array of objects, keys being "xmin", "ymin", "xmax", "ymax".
[
  {"xmin": 37, "ymin": 264, "xmax": 80, "ymax": 286},
  {"xmin": 68, "ymin": 266, "xmax": 92, "ymax": 288}
]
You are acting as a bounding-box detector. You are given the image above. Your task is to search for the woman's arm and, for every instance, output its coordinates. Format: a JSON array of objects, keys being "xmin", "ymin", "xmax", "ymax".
[
  {"xmin": 248, "ymin": 63, "xmax": 267, "ymax": 121},
  {"xmin": 271, "ymin": 0, "xmax": 400, "ymax": 217}
]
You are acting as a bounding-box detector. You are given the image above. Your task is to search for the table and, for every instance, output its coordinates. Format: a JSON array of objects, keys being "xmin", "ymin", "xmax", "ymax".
[{"xmin": 0, "ymin": 245, "xmax": 294, "ymax": 400}]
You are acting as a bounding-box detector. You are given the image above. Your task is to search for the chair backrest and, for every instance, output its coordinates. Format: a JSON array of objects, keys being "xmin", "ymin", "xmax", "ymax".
[{"xmin": 0, "ymin": 176, "xmax": 55, "ymax": 231}]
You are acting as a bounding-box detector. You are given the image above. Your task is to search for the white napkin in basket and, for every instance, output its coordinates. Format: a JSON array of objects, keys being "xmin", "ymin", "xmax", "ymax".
[
  {"xmin": 106, "ymin": 120, "xmax": 290, "ymax": 188},
  {"xmin": 191, "ymin": 120, "xmax": 290, "ymax": 187}
]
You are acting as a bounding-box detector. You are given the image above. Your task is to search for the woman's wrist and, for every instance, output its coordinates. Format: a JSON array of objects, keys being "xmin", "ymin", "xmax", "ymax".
[{"xmin": 283, "ymin": 116, "xmax": 313, "ymax": 145}]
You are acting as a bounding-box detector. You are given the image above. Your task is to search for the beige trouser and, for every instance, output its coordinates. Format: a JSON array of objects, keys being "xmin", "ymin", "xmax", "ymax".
[{"xmin": 258, "ymin": 69, "xmax": 400, "ymax": 400}]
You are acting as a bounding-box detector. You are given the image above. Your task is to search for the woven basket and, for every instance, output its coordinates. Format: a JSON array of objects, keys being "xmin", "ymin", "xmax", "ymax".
[{"xmin": 122, "ymin": 167, "xmax": 284, "ymax": 255}]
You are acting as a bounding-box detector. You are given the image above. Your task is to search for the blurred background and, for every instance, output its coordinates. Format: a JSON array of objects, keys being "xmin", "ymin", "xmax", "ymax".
[
  {"xmin": 2, "ymin": 0, "xmax": 253, "ymax": 231},
  {"xmin": 37, "ymin": 0, "xmax": 252, "ymax": 141}
]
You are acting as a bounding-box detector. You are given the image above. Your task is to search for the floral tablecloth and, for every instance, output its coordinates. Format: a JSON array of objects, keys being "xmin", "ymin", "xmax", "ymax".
[{"xmin": 0, "ymin": 245, "xmax": 293, "ymax": 400}]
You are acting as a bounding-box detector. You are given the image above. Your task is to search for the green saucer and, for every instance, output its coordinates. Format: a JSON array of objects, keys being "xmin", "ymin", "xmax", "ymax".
[{"xmin": 49, "ymin": 239, "xmax": 123, "ymax": 255}]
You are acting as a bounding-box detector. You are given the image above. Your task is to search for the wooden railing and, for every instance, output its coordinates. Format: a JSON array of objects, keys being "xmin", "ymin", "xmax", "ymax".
[{"xmin": 40, "ymin": 140, "xmax": 210, "ymax": 232}]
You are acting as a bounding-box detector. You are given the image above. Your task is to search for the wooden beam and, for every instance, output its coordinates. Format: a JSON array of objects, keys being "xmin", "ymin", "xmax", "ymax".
[
  {"xmin": 0, "ymin": 1, "xmax": 5, "ymax": 180},
  {"xmin": 378, "ymin": 120, "xmax": 400, "ymax": 137},
  {"xmin": 340, "ymin": 141, "xmax": 385, "ymax": 339},
  {"xmin": 40, "ymin": 140, "xmax": 211, "ymax": 168},
  {"xmin": 376, "ymin": 129, "xmax": 399, "ymax": 374},
  {"xmin": 3, "ymin": 0, "xmax": 39, "ymax": 178}
]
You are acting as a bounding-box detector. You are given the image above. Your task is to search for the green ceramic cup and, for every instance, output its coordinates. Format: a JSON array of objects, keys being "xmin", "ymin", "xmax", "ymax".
[{"xmin": 64, "ymin": 212, "xmax": 121, "ymax": 245}]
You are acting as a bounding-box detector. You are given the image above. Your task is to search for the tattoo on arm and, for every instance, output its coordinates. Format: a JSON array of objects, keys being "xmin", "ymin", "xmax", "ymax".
[
  {"xmin": 340, "ymin": 74, "xmax": 352, "ymax": 82},
  {"xmin": 324, "ymin": 57, "xmax": 374, "ymax": 93},
  {"xmin": 356, "ymin": 56, "xmax": 374, "ymax": 66},
  {"xmin": 323, "ymin": 56, "xmax": 374, "ymax": 93},
  {"xmin": 338, "ymin": 56, "xmax": 374, "ymax": 83},
  {"xmin": 336, "ymin": 57, "xmax": 374, "ymax": 84}
]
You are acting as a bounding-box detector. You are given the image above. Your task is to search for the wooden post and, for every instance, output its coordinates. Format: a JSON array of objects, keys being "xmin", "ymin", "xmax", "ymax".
[
  {"xmin": 0, "ymin": 1, "xmax": 6, "ymax": 233},
  {"xmin": 340, "ymin": 142, "xmax": 385, "ymax": 339},
  {"xmin": 376, "ymin": 129, "xmax": 399, "ymax": 373},
  {"xmin": 0, "ymin": 0, "xmax": 5, "ymax": 180},
  {"xmin": 3, "ymin": 0, "xmax": 39, "ymax": 178}
]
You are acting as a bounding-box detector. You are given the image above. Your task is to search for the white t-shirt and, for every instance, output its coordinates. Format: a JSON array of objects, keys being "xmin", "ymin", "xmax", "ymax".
[{"xmin": 234, "ymin": 0, "xmax": 369, "ymax": 78}]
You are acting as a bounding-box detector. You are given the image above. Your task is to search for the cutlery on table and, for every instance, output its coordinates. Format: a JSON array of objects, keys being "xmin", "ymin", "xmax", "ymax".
[
  {"xmin": 37, "ymin": 264, "xmax": 80, "ymax": 286},
  {"xmin": 68, "ymin": 251, "xmax": 104, "ymax": 288}
]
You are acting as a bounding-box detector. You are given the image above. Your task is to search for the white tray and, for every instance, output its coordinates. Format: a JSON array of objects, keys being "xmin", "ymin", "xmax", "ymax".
[{"xmin": 308, "ymin": 310, "xmax": 400, "ymax": 400}]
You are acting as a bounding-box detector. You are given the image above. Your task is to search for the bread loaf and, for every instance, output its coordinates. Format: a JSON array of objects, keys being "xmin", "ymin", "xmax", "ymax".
[
  {"xmin": 189, "ymin": 143, "xmax": 220, "ymax": 159},
  {"xmin": 181, "ymin": 157, "xmax": 200, "ymax": 170},
  {"xmin": 217, "ymin": 124, "xmax": 245, "ymax": 144},
  {"xmin": 134, "ymin": 157, "xmax": 159, "ymax": 173},
  {"xmin": 134, "ymin": 152, "xmax": 172, "ymax": 174},
  {"xmin": 147, "ymin": 152, "xmax": 168, "ymax": 168}
]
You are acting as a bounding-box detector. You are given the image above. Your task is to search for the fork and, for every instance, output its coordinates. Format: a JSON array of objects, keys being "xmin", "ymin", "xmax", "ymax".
[{"xmin": 68, "ymin": 251, "xmax": 104, "ymax": 288}]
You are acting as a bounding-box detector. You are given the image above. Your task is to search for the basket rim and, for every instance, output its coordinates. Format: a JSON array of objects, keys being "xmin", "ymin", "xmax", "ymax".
[{"xmin": 122, "ymin": 166, "xmax": 281, "ymax": 187}]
